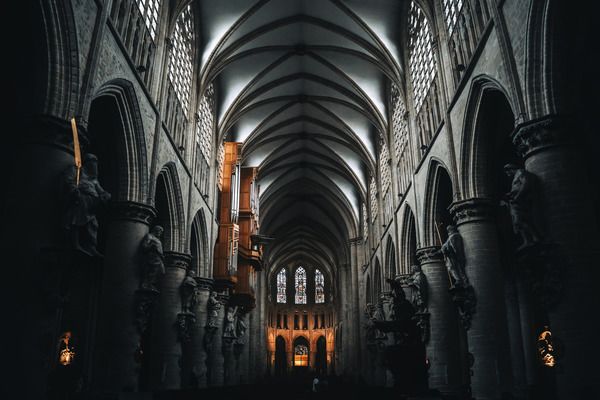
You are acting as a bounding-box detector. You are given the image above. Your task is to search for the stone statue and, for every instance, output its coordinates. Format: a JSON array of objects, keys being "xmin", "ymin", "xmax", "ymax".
[
  {"xmin": 386, "ymin": 276, "xmax": 413, "ymax": 322},
  {"xmin": 223, "ymin": 306, "xmax": 238, "ymax": 340},
  {"xmin": 439, "ymin": 225, "xmax": 468, "ymax": 288},
  {"xmin": 502, "ymin": 163, "xmax": 541, "ymax": 249},
  {"xmin": 234, "ymin": 312, "xmax": 248, "ymax": 345},
  {"xmin": 364, "ymin": 303, "xmax": 386, "ymax": 343},
  {"xmin": 405, "ymin": 265, "xmax": 428, "ymax": 313},
  {"xmin": 205, "ymin": 291, "xmax": 221, "ymax": 329},
  {"xmin": 63, "ymin": 153, "xmax": 111, "ymax": 257},
  {"xmin": 140, "ymin": 226, "xmax": 165, "ymax": 291},
  {"xmin": 180, "ymin": 269, "xmax": 198, "ymax": 313}
]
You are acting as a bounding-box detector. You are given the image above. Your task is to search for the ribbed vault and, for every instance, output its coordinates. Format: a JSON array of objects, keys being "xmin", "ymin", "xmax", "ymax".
[{"xmin": 197, "ymin": 0, "xmax": 406, "ymax": 277}]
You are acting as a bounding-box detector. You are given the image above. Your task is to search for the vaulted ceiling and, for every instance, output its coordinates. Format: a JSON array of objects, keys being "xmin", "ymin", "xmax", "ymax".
[{"xmin": 196, "ymin": 0, "xmax": 407, "ymax": 276}]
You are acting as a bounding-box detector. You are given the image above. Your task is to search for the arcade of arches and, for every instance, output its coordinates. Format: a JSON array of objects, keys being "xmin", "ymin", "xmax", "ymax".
[{"xmin": 4, "ymin": 1, "xmax": 600, "ymax": 399}]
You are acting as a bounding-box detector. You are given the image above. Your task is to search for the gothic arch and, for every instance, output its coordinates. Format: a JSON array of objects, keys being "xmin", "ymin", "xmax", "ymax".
[
  {"xmin": 423, "ymin": 159, "xmax": 455, "ymax": 246},
  {"xmin": 189, "ymin": 208, "xmax": 209, "ymax": 276},
  {"xmin": 460, "ymin": 75, "xmax": 517, "ymax": 198},
  {"xmin": 373, "ymin": 257, "xmax": 382, "ymax": 301},
  {"xmin": 399, "ymin": 205, "xmax": 418, "ymax": 274},
  {"xmin": 384, "ymin": 236, "xmax": 397, "ymax": 280},
  {"xmin": 154, "ymin": 162, "xmax": 186, "ymax": 252},
  {"xmin": 92, "ymin": 79, "xmax": 149, "ymax": 202}
]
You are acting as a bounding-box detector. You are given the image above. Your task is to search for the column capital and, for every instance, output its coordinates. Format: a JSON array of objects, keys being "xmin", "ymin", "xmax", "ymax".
[
  {"xmin": 110, "ymin": 201, "xmax": 157, "ymax": 225},
  {"xmin": 512, "ymin": 114, "xmax": 564, "ymax": 158},
  {"xmin": 416, "ymin": 246, "xmax": 443, "ymax": 264},
  {"xmin": 164, "ymin": 251, "xmax": 192, "ymax": 270},
  {"xmin": 450, "ymin": 198, "xmax": 495, "ymax": 225},
  {"xmin": 196, "ymin": 277, "xmax": 214, "ymax": 291}
]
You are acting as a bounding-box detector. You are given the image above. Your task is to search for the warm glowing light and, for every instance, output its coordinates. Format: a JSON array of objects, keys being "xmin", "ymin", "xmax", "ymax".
[
  {"xmin": 537, "ymin": 327, "xmax": 556, "ymax": 368},
  {"xmin": 294, "ymin": 344, "xmax": 309, "ymax": 367},
  {"xmin": 59, "ymin": 332, "xmax": 76, "ymax": 366}
]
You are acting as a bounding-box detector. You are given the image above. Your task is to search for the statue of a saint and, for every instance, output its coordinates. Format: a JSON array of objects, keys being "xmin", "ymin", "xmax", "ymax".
[
  {"xmin": 502, "ymin": 164, "xmax": 541, "ymax": 249},
  {"xmin": 439, "ymin": 225, "xmax": 468, "ymax": 288},
  {"xmin": 140, "ymin": 226, "xmax": 165, "ymax": 291},
  {"xmin": 63, "ymin": 153, "xmax": 111, "ymax": 257},
  {"xmin": 223, "ymin": 306, "xmax": 237, "ymax": 340},
  {"xmin": 235, "ymin": 312, "xmax": 248, "ymax": 345},
  {"xmin": 406, "ymin": 265, "xmax": 428, "ymax": 313},
  {"xmin": 180, "ymin": 269, "xmax": 198, "ymax": 313},
  {"xmin": 206, "ymin": 291, "xmax": 221, "ymax": 329}
]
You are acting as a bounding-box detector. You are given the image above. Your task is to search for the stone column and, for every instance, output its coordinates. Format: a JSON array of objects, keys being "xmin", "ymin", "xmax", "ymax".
[
  {"xmin": 185, "ymin": 277, "xmax": 212, "ymax": 388},
  {"xmin": 416, "ymin": 246, "xmax": 461, "ymax": 395},
  {"xmin": 93, "ymin": 201, "xmax": 156, "ymax": 393},
  {"xmin": 151, "ymin": 251, "xmax": 191, "ymax": 390},
  {"xmin": 513, "ymin": 116, "xmax": 600, "ymax": 398},
  {"xmin": 449, "ymin": 198, "xmax": 513, "ymax": 400},
  {"xmin": 207, "ymin": 292, "xmax": 227, "ymax": 386}
]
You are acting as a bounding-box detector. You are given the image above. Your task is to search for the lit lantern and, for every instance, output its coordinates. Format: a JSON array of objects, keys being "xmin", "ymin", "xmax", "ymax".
[
  {"xmin": 537, "ymin": 327, "xmax": 555, "ymax": 368},
  {"xmin": 59, "ymin": 332, "xmax": 76, "ymax": 366}
]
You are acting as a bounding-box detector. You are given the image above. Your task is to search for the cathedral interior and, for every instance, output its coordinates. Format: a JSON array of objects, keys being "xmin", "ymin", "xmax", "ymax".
[{"xmin": 4, "ymin": 0, "xmax": 600, "ymax": 399}]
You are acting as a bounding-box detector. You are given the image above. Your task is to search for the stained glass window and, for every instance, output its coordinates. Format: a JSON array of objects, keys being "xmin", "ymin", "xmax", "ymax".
[
  {"xmin": 168, "ymin": 4, "xmax": 194, "ymax": 113},
  {"xmin": 135, "ymin": 0, "xmax": 161, "ymax": 41},
  {"xmin": 295, "ymin": 267, "xmax": 307, "ymax": 304},
  {"xmin": 408, "ymin": 1, "xmax": 436, "ymax": 112},
  {"xmin": 442, "ymin": 0, "xmax": 465, "ymax": 35},
  {"xmin": 276, "ymin": 269, "xmax": 286, "ymax": 303},
  {"xmin": 315, "ymin": 269, "xmax": 325, "ymax": 304}
]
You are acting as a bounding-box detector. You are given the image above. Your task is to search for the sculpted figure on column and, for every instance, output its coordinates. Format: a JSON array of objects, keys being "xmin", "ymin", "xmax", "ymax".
[
  {"xmin": 63, "ymin": 153, "xmax": 111, "ymax": 257},
  {"xmin": 406, "ymin": 265, "xmax": 428, "ymax": 313},
  {"xmin": 223, "ymin": 306, "xmax": 238, "ymax": 340},
  {"xmin": 140, "ymin": 226, "xmax": 165, "ymax": 291},
  {"xmin": 180, "ymin": 269, "xmax": 198, "ymax": 313},
  {"xmin": 502, "ymin": 163, "xmax": 541, "ymax": 249},
  {"xmin": 205, "ymin": 291, "xmax": 221, "ymax": 329},
  {"xmin": 439, "ymin": 225, "xmax": 468, "ymax": 288}
]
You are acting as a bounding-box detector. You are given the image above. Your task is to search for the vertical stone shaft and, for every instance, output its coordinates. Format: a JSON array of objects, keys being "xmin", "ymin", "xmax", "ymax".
[
  {"xmin": 513, "ymin": 116, "xmax": 600, "ymax": 398},
  {"xmin": 450, "ymin": 199, "xmax": 512, "ymax": 400},
  {"xmin": 208, "ymin": 292, "xmax": 227, "ymax": 386},
  {"xmin": 417, "ymin": 246, "xmax": 461, "ymax": 394},
  {"xmin": 189, "ymin": 278, "xmax": 212, "ymax": 388},
  {"xmin": 94, "ymin": 201, "xmax": 156, "ymax": 393},
  {"xmin": 151, "ymin": 251, "xmax": 191, "ymax": 390}
]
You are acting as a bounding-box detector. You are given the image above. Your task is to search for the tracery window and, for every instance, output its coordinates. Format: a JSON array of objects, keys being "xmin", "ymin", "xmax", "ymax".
[
  {"xmin": 315, "ymin": 269, "xmax": 325, "ymax": 304},
  {"xmin": 135, "ymin": 0, "xmax": 161, "ymax": 41},
  {"xmin": 408, "ymin": 1, "xmax": 436, "ymax": 112},
  {"xmin": 295, "ymin": 267, "xmax": 307, "ymax": 304},
  {"xmin": 168, "ymin": 4, "xmax": 194, "ymax": 113},
  {"xmin": 276, "ymin": 269, "xmax": 287, "ymax": 304},
  {"xmin": 442, "ymin": 0, "xmax": 465, "ymax": 35},
  {"xmin": 369, "ymin": 176, "xmax": 378, "ymax": 223},
  {"xmin": 294, "ymin": 345, "xmax": 309, "ymax": 367}
]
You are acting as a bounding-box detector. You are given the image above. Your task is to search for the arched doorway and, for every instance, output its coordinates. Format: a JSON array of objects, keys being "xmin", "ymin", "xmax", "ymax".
[
  {"xmin": 315, "ymin": 336, "xmax": 327, "ymax": 376},
  {"xmin": 275, "ymin": 336, "xmax": 287, "ymax": 377}
]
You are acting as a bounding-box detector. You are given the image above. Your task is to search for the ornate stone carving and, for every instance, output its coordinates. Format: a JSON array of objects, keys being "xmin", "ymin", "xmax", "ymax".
[
  {"xmin": 416, "ymin": 246, "xmax": 443, "ymax": 264},
  {"xmin": 62, "ymin": 153, "xmax": 111, "ymax": 257},
  {"xmin": 181, "ymin": 269, "xmax": 198, "ymax": 314},
  {"xmin": 134, "ymin": 287, "xmax": 159, "ymax": 335},
  {"xmin": 196, "ymin": 277, "xmax": 214, "ymax": 292},
  {"xmin": 203, "ymin": 291, "xmax": 223, "ymax": 351},
  {"xmin": 449, "ymin": 285, "xmax": 477, "ymax": 331},
  {"xmin": 110, "ymin": 201, "xmax": 156, "ymax": 225},
  {"xmin": 512, "ymin": 115, "xmax": 561, "ymax": 158},
  {"xmin": 223, "ymin": 306, "xmax": 237, "ymax": 341},
  {"xmin": 176, "ymin": 311, "xmax": 196, "ymax": 343},
  {"xmin": 404, "ymin": 265, "xmax": 428, "ymax": 313},
  {"xmin": 502, "ymin": 164, "xmax": 541, "ymax": 250},
  {"xmin": 450, "ymin": 198, "xmax": 495, "ymax": 225},
  {"xmin": 140, "ymin": 226, "xmax": 165, "ymax": 291},
  {"xmin": 364, "ymin": 303, "xmax": 386, "ymax": 351},
  {"xmin": 164, "ymin": 251, "xmax": 192, "ymax": 270}
]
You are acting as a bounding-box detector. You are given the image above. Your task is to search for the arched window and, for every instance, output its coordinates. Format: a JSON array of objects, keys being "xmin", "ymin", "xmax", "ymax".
[
  {"xmin": 168, "ymin": 4, "xmax": 194, "ymax": 113},
  {"xmin": 408, "ymin": 1, "xmax": 436, "ymax": 112},
  {"xmin": 276, "ymin": 269, "xmax": 287, "ymax": 304},
  {"xmin": 442, "ymin": 0, "xmax": 464, "ymax": 35},
  {"xmin": 135, "ymin": 0, "xmax": 161, "ymax": 41},
  {"xmin": 295, "ymin": 267, "xmax": 307, "ymax": 304},
  {"xmin": 315, "ymin": 269, "xmax": 325, "ymax": 304}
]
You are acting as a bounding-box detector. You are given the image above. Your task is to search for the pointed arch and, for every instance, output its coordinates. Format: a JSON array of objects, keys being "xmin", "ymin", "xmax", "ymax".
[
  {"xmin": 276, "ymin": 268, "xmax": 287, "ymax": 304},
  {"xmin": 190, "ymin": 208, "xmax": 209, "ymax": 276},
  {"xmin": 423, "ymin": 159, "xmax": 455, "ymax": 246},
  {"xmin": 155, "ymin": 162, "xmax": 186, "ymax": 252},
  {"xmin": 294, "ymin": 266, "xmax": 307, "ymax": 304},
  {"xmin": 400, "ymin": 205, "xmax": 418, "ymax": 274},
  {"xmin": 384, "ymin": 236, "xmax": 397, "ymax": 281},
  {"xmin": 315, "ymin": 268, "xmax": 325, "ymax": 304}
]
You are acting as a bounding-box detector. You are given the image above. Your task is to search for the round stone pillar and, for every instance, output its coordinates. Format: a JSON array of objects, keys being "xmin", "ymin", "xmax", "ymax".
[
  {"xmin": 207, "ymin": 292, "xmax": 228, "ymax": 386},
  {"xmin": 93, "ymin": 201, "xmax": 157, "ymax": 393},
  {"xmin": 416, "ymin": 246, "xmax": 461, "ymax": 394},
  {"xmin": 513, "ymin": 116, "xmax": 600, "ymax": 398},
  {"xmin": 184, "ymin": 277, "xmax": 212, "ymax": 388},
  {"xmin": 449, "ymin": 198, "xmax": 513, "ymax": 400},
  {"xmin": 150, "ymin": 251, "xmax": 191, "ymax": 390}
]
